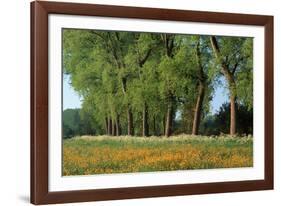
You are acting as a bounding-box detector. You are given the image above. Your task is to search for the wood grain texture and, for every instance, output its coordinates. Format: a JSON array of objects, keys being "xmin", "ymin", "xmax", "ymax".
[
  {"xmin": 30, "ymin": 1, "xmax": 274, "ymax": 204},
  {"xmin": 30, "ymin": 1, "xmax": 49, "ymax": 204}
]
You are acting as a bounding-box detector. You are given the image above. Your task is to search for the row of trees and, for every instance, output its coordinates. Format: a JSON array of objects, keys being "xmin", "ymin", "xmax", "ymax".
[
  {"xmin": 63, "ymin": 29, "xmax": 253, "ymax": 137},
  {"xmin": 63, "ymin": 104, "xmax": 253, "ymax": 138}
]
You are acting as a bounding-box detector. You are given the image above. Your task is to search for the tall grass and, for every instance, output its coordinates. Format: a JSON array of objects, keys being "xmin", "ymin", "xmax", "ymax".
[{"xmin": 63, "ymin": 135, "xmax": 253, "ymax": 176}]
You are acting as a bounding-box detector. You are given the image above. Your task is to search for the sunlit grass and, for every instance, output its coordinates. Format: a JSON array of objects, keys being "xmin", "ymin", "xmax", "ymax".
[{"xmin": 63, "ymin": 134, "xmax": 253, "ymax": 176}]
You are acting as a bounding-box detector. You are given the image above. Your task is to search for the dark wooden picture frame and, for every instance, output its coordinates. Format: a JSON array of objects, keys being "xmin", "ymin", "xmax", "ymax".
[{"xmin": 31, "ymin": 1, "xmax": 274, "ymax": 204}]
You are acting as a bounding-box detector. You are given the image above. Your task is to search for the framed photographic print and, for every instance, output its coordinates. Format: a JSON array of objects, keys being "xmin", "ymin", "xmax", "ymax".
[{"xmin": 30, "ymin": 1, "xmax": 274, "ymax": 204}]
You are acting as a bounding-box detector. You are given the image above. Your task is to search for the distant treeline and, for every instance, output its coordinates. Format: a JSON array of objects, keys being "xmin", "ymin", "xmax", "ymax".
[
  {"xmin": 63, "ymin": 29, "xmax": 253, "ymax": 137},
  {"xmin": 63, "ymin": 104, "xmax": 252, "ymax": 138}
]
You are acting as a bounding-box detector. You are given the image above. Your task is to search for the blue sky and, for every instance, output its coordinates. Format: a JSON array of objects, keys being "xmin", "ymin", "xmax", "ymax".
[
  {"xmin": 63, "ymin": 74, "xmax": 228, "ymax": 114},
  {"xmin": 63, "ymin": 75, "xmax": 82, "ymax": 110},
  {"xmin": 211, "ymin": 82, "xmax": 228, "ymax": 114}
]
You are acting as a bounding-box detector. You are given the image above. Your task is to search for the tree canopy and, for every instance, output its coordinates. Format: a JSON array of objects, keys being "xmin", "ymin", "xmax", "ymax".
[{"xmin": 63, "ymin": 29, "xmax": 253, "ymax": 138}]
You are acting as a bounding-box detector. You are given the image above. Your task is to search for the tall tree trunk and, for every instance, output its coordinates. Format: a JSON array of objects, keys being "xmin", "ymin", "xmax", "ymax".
[
  {"xmin": 163, "ymin": 115, "xmax": 166, "ymax": 136},
  {"xmin": 121, "ymin": 77, "xmax": 134, "ymax": 136},
  {"xmin": 116, "ymin": 114, "xmax": 120, "ymax": 136},
  {"xmin": 230, "ymin": 94, "xmax": 236, "ymax": 135},
  {"xmin": 127, "ymin": 107, "xmax": 134, "ymax": 136},
  {"xmin": 163, "ymin": 34, "xmax": 175, "ymax": 137},
  {"xmin": 108, "ymin": 118, "xmax": 112, "ymax": 135},
  {"xmin": 165, "ymin": 103, "xmax": 173, "ymax": 137},
  {"xmin": 112, "ymin": 119, "xmax": 116, "ymax": 136},
  {"xmin": 210, "ymin": 36, "xmax": 237, "ymax": 135},
  {"xmin": 153, "ymin": 115, "xmax": 156, "ymax": 136},
  {"xmin": 142, "ymin": 103, "xmax": 149, "ymax": 136},
  {"xmin": 225, "ymin": 73, "xmax": 237, "ymax": 135},
  {"xmin": 192, "ymin": 82, "xmax": 205, "ymax": 135},
  {"xmin": 192, "ymin": 40, "xmax": 206, "ymax": 135},
  {"xmin": 105, "ymin": 117, "xmax": 109, "ymax": 135}
]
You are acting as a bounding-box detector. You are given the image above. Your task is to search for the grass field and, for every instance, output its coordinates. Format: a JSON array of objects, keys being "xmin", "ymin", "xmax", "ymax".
[{"xmin": 63, "ymin": 135, "xmax": 253, "ymax": 176}]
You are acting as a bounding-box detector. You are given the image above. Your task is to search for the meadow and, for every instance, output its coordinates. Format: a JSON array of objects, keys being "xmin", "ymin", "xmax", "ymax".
[{"xmin": 63, "ymin": 135, "xmax": 253, "ymax": 176}]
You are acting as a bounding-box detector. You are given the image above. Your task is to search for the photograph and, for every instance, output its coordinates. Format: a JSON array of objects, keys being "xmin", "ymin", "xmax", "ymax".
[
  {"xmin": 29, "ymin": 1, "xmax": 274, "ymax": 204},
  {"xmin": 62, "ymin": 29, "xmax": 254, "ymax": 176}
]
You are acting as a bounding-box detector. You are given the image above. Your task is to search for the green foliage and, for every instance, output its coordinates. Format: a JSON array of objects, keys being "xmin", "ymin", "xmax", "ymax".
[
  {"xmin": 212, "ymin": 36, "xmax": 253, "ymax": 110},
  {"xmin": 63, "ymin": 109, "xmax": 81, "ymax": 138},
  {"xmin": 236, "ymin": 38, "xmax": 253, "ymax": 110},
  {"xmin": 62, "ymin": 108, "xmax": 97, "ymax": 139},
  {"xmin": 200, "ymin": 103, "xmax": 253, "ymax": 135},
  {"xmin": 63, "ymin": 29, "xmax": 253, "ymax": 137}
]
